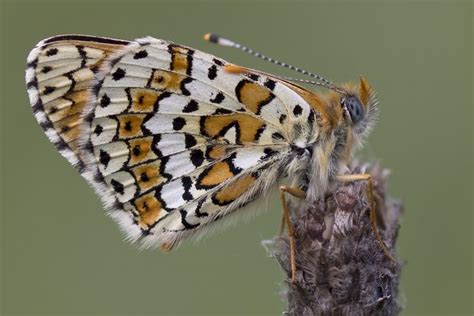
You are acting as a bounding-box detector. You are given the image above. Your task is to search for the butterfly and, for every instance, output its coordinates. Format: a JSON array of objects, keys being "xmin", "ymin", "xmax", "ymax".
[{"xmin": 25, "ymin": 33, "xmax": 390, "ymax": 282}]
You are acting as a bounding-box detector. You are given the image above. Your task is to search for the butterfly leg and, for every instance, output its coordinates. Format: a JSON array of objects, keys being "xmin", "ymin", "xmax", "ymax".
[
  {"xmin": 279, "ymin": 186, "xmax": 306, "ymax": 282},
  {"xmin": 336, "ymin": 174, "xmax": 396, "ymax": 262}
]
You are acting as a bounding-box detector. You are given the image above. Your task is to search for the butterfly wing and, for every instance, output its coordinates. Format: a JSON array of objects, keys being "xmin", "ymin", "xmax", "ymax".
[
  {"xmin": 26, "ymin": 35, "xmax": 130, "ymax": 168},
  {"xmin": 26, "ymin": 35, "xmax": 317, "ymax": 249}
]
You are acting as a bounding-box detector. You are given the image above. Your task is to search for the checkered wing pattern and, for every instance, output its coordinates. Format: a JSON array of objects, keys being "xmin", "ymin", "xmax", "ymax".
[{"xmin": 26, "ymin": 35, "xmax": 317, "ymax": 249}]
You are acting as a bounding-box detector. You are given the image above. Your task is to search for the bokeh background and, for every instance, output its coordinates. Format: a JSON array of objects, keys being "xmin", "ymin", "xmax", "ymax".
[{"xmin": 1, "ymin": 1, "xmax": 472, "ymax": 315}]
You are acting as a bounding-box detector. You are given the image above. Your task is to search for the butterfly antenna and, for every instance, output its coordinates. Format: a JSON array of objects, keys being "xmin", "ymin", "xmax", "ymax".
[
  {"xmin": 282, "ymin": 77, "xmax": 346, "ymax": 93},
  {"xmin": 204, "ymin": 33, "xmax": 342, "ymax": 92}
]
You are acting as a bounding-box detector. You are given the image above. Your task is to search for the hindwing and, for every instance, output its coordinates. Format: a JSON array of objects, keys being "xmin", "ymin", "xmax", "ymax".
[
  {"xmin": 26, "ymin": 35, "xmax": 317, "ymax": 248},
  {"xmin": 26, "ymin": 35, "xmax": 130, "ymax": 169}
]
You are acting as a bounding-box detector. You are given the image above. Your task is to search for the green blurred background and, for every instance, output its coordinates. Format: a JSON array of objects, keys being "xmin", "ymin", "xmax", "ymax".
[{"xmin": 1, "ymin": 1, "xmax": 472, "ymax": 315}]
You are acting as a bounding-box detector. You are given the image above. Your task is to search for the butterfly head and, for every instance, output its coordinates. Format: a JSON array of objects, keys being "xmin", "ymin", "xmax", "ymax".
[{"xmin": 338, "ymin": 76, "xmax": 378, "ymax": 140}]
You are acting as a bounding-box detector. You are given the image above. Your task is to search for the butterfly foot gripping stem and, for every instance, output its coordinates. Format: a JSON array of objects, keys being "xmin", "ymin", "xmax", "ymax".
[
  {"xmin": 336, "ymin": 173, "xmax": 397, "ymax": 263},
  {"xmin": 279, "ymin": 186, "xmax": 306, "ymax": 283}
]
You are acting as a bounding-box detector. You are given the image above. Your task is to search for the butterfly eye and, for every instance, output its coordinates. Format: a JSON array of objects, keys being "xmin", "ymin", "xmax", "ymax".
[{"xmin": 343, "ymin": 95, "xmax": 364, "ymax": 123}]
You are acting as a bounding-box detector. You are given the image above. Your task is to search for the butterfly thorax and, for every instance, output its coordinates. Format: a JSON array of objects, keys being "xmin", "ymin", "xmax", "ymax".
[{"xmin": 282, "ymin": 80, "xmax": 378, "ymax": 201}]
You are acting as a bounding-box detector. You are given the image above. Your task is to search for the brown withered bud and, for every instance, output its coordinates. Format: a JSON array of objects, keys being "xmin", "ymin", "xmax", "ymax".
[{"xmin": 265, "ymin": 163, "xmax": 403, "ymax": 316}]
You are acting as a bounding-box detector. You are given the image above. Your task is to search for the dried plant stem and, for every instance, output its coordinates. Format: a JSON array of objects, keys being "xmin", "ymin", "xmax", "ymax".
[{"xmin": 270, "ymin": 164, "xmax": 403, "ymax": 315}]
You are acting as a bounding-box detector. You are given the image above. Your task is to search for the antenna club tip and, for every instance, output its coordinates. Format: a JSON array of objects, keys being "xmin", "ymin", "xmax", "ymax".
[{"xmin": 203, "ymin": 33, "xmax": 219, "ymax": 43}]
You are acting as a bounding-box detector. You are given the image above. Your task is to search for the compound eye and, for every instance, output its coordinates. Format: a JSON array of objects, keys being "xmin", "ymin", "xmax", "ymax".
[{"xmin": 344, "ymin": 95, "xmax": 364, "ymax": 123}]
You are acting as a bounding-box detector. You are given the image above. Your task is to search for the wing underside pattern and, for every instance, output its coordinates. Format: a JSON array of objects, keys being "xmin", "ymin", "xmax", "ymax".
[
  {"xmin": 26, "ymin": 35, "xmax": 130, "ymax": 169},
  {"xmin": 26, "ymin": 35, "xmax": 316, "ymax": 248}
]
